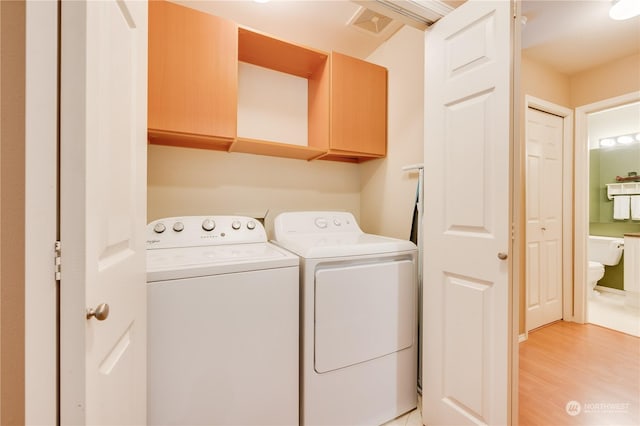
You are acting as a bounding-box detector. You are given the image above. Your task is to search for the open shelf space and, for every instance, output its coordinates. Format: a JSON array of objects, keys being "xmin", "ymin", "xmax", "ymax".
[{"xmin": 238, "ymin": 27, "xmax": 328, "ymax": 78}]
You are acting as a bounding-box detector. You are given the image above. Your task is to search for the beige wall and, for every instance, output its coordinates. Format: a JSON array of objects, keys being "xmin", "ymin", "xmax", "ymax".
[
  {"xmin": 521, "ymin": 53, "xmax": 571, "ymax": 107},
  {"xmin": 570, "ymin": 53, "xmax": 640, "ymax": 108},
  {"xmin": 148, "ymin": 146, "xmax": 361, "ymax": 237},
  {"xmin": 360, "ymin": 26, "xmax": 425, "ymax": 239},
  {"xmin": 0, "ymin": 0, "xmax": 26, "ymax": 424}
]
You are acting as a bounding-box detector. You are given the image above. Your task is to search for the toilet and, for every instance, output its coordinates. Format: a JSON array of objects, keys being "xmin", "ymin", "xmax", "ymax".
[{"xmin": 587, "ymin": 235, "xmax": 625, "ymax": 294}]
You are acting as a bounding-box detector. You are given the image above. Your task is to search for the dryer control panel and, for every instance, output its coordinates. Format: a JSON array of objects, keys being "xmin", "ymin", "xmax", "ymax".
[
  {"xmin": 274, "ymin": 211, "xmax": 363, "ymax": 237},
  {"xmin": 146, "ymin": 216, "xmax": 266, "ymax": 249}
]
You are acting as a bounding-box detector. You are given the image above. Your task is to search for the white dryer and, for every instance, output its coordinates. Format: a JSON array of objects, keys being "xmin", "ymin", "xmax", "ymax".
[
  {"xmin": 272, "ymin": 211, "xmax": 418, "ymax": 426},
  {"xmin": 146, "ymin": 216, "xmax": 299, "ymax": 426}
]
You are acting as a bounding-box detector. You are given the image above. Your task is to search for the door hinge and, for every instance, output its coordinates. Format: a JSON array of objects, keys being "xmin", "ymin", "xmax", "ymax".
[{"xmin": 55, "ymin": 240, "xmax": 62, "ymax": 281}]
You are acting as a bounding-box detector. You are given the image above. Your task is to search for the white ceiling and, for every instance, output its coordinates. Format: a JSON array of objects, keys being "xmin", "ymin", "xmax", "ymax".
[
  {"xmin": 521, "ymin": 0, "xmax": 640, "ymax": 75},
  {"xmin": 174, "ymin": 0, "xmax": 399, "ymax": 59},
  {"xmin": 174, "ymin": 0, "xmax": 640, "ymax": 76}
]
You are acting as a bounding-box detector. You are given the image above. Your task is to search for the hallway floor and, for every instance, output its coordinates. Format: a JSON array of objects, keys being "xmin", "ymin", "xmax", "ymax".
[
  {"xmin": 588, "ymin": 289, "xmax": 640, "ymax": 337},
  {"xmin": 519, "ymin": 321, "xmax": 640, "ymax": 425},
  {"xmin": 385, "ymin": 317, "xmax": 640, "ymax": 426}
]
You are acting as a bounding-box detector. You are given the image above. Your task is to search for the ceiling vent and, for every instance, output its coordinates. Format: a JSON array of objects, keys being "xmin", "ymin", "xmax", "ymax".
[
  {"xmin": 349, "ymin": 7, "xmax": 395, "ymax": 35},
  {"xmin": 352, "ymin": 0, "xmax": 454, "ymax": 30}
]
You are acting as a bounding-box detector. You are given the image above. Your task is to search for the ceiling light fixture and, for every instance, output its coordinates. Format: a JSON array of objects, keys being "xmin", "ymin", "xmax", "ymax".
[
  {"xmin": 600, "ymin": 138, "xmax": 616, "ymax": 147},
  {"xmin": 599, "ymin": 132, "xmax": 640, "ymax": 148},
  {"xmin": 617, "ymin": 135, "xmax": 635, "ymax": 144},
  {"xmin": 609, "ymin": 0, "xmax": 640, "ymax": 20}
]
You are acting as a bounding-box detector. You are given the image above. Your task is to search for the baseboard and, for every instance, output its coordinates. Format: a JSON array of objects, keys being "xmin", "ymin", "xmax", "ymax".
[
  {"xmin": 594, "ymin": 285, "xmax": 625, "ymax": 295},
  {"xmin": 518, "ymin": 333, "xmax": 527, "ymax": 343}
]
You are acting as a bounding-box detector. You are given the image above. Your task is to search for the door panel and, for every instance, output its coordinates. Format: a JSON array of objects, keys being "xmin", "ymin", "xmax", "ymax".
[
  {"xmin": 423, "ymin": 0, "xmax": 513, "ymax": 424},
  {"xmin": 526, "ymin": 108, "xmax": 563, "ymax": 331},
  {"xmin": 445, "ymin": 91, "xmax": 496, "ymax": 234},
  {"xmin": 60, "ymin": 0, "xmax": 147, "ymax": 424},
  {"xmin": 314, "ymin": 260, "xmax": 414, "ymax": 373},
  {"xmin": 443, "ymin": 274, "xmax": 493, "ymax": 416}
]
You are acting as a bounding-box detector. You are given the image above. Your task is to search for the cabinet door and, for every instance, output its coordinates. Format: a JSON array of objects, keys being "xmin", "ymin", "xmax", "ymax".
[
  {"xmin": 148, "ymin": 0, "xmax": 237, "ymax": 144},
  {"xmin": 330, "ymin": 52, "xmax": 387, "ymax": 157}
]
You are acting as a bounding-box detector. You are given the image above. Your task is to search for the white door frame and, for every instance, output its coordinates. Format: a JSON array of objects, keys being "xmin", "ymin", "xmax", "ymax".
[
  {"xmin": 523, "ymin": 96, "xmax": 574, "ymax": 338},
  {"xmin": 24, "ymin": 1, "xmax": 58, "ymax": 424},
  {"xmin": 573, "ymin": 90, "xmax": 640, "ymax": 324}
]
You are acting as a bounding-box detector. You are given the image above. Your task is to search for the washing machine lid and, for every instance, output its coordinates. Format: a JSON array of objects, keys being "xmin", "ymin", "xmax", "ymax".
[
  {"xmin": 147, "ymin": 242, "xmax": 298, "ymax": 282},
  {"xmin": 272, "ymin": 211, "xmax": 416, "ymax": 258},
  {"xmin": 273, "ymin": 233, "xmax": 416, "ymax": 259}
]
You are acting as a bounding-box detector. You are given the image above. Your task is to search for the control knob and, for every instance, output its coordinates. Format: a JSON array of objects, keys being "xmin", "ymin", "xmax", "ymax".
[
  {"xmin": 232, "ymin": 220, "xmax": 242, "ymax": 230},
  {"xmin": 202, "ymin": 219, "xmax": 216, "ymax": 232},
  {"xmin": 153, "ymin": 223, "xmax": 166, "ymax": 234},
  {"xmin": 247, "ymin": 220, "xmax": 256, "ymax": 230},
  {"xmin": 173, "ymin": 222, "xmax": 184, "ymax": 232},
  {"xmin": 314, "ymin": 217, "xmax": 328, "ymax": 229}
]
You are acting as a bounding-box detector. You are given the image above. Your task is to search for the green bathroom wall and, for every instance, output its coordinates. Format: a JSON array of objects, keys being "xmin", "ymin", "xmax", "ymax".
[{"xmin": 589, "ymin": 144, "xmax": 640, "ymax": 290}]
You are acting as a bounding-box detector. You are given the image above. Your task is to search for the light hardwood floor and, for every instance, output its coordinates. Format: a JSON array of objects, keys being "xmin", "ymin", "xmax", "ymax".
[{"xmin": 519, "ymin": 321, "xmax": 640, "ymax": 425}]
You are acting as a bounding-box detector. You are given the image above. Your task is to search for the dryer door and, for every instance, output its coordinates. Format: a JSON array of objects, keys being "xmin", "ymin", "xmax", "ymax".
[{"xmin": 314, "ymin": 259, "xmax": 415, "ymax": 373}]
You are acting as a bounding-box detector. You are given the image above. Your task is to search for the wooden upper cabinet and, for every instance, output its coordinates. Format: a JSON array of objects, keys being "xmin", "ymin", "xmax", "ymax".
[
  {"xmin": 148, "ymin": 0, "xmax": 238, "ymax": 149},
  {"xmin": 147, "ymin": 2, "xmax": 387, "ymax": 162},
  {"xmin": 327, "ymin": 52, "xmax": 388, "ymax": 161}
]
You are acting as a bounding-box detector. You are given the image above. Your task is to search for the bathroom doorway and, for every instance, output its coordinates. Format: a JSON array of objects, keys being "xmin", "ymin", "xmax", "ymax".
[
  {"xmin": 524, "ymin": 96, "xmax": 574, "ymax": 333},
  {"xmin": 575, "ymin": 92, "xmax": 640, "ymax": 337}
]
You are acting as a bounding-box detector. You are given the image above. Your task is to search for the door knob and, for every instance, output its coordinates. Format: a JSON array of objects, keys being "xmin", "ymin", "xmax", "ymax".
[
  {"xmin": 86, "ymin": 303, "xmax": 110, "ymax": 321},
  {"xmin": 497, "ymin": 252, "xmax": 508, "ymax": 260}
]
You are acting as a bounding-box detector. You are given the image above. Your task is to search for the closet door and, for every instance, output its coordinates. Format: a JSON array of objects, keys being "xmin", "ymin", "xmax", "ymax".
[{"xmin": 526, "ymin": 107, "xmax": 564, "ymax": 331}]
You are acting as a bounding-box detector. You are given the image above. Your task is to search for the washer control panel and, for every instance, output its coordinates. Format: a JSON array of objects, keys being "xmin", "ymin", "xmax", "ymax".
[
  {"xmin": 147, "ymin": 216, "xmax": 265, "ymax": 249},
  {"xmin": 274, "ymin": 211, "xmax": 362, "ymax": 237}
]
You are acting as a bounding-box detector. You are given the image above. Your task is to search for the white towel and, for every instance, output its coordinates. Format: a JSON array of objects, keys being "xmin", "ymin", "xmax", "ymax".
[
  {"xmin": 613, "ymin": 195, "xmax": 630, "ymax": 220},
  {"xmin": 631, "ymin": 195, "xmax": 640, "ymax": 220}
]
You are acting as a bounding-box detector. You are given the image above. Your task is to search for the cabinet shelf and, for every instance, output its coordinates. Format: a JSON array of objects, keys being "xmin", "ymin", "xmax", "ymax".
[
  {"xmin": 230, "ymin": 138, "xmax": 326, "ymax": 161},
  {"xmin": 317, "ymin": 150, "xmax": 385, "ymax": 163},
  {"xmin": 148, "ymin": 129, "xmax": 234, "ymax": 152},
  {"xmin": 238, "ymin": 27, "xmax": 328, "ymax": 78}
]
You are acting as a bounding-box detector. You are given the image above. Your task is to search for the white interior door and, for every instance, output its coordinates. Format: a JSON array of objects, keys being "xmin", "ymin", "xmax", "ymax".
[
  {"xmin": 59, "ymin": 0, "xmax": 147, "ymax": 424},
  {"xmin": 423, "ymin": 0, "xmax": 514, "ymax": 424},
  {"xmin": 526, "ymin": 107, "xmax": 563, "ymax": 331}
]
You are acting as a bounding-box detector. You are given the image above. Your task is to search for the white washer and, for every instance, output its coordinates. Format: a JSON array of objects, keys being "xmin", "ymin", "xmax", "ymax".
[
  {"xmin": 272, "ymin": 211, "xmax": 418, "ymax": 426},
  {"xmin": 146, "ymin": 216, "xmax": 299, "ymax": 426}
]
